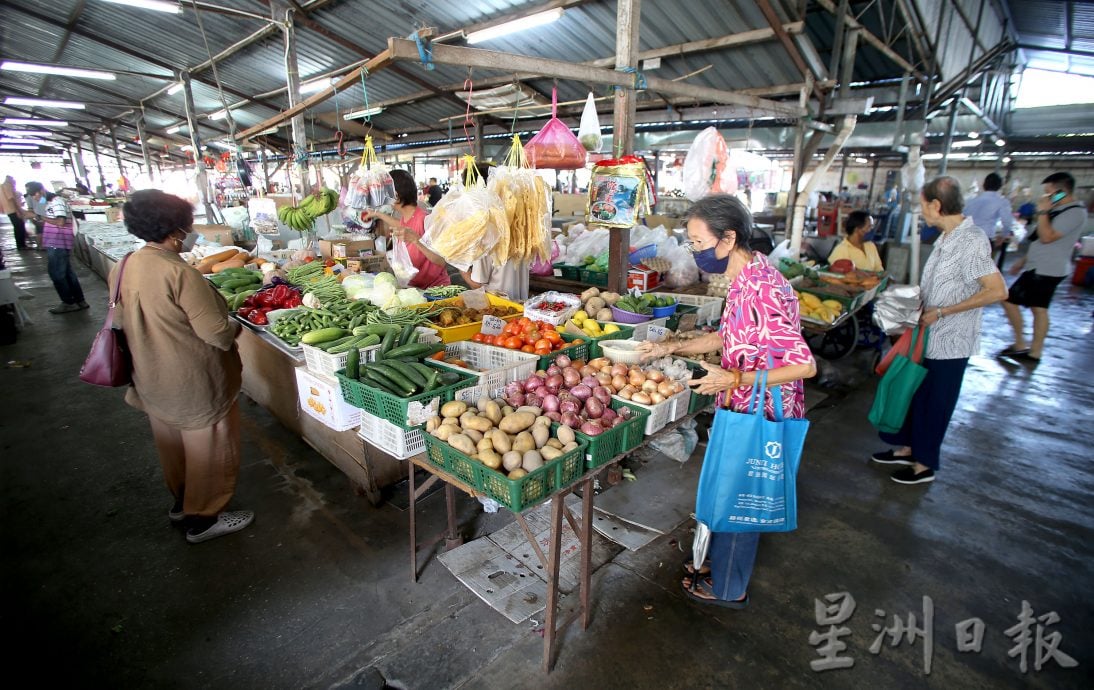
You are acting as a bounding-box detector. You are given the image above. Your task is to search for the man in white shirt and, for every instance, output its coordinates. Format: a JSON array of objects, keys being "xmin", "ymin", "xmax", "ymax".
[{"xmin": 963, "ymin": 173, "xmax": 1014, "ymax": 269}]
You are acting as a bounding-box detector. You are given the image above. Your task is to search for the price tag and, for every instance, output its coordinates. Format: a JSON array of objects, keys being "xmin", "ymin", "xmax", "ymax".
[
  {"xmin": 480, "ymin": 315, "xmax": 505, "ymax": 336},
  {"xmin": 646, "ymin": 325, "xmax": 668, "ymax": 342}
]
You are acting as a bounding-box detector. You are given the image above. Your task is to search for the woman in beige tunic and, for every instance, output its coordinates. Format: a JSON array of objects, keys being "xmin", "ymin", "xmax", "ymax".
[{"xmin": 109, "ymin": 190, "xmax": 252, "ymax": 543}]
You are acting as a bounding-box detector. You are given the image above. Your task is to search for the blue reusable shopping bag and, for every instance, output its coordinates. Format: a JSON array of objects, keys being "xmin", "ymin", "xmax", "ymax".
[{"xmin": 694, "ymin": 370, "xmax": 810, "ymax": 533}]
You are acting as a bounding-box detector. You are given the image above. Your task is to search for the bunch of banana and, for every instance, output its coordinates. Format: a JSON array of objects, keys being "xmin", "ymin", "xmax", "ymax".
[
  {"xmin": 277, "ymin": 204, "xmax": 315, "ymax": 232},
  {"xmin": 299, "ymin": 187, "xmax": 339, "ymax": 218}
]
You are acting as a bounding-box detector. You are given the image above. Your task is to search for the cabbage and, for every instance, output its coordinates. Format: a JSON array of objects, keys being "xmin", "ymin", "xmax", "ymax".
[
  {"xmin": 397, "ymin": 288, "xmax": 425, "ymax": 307},
  {"xmin": 381, "ymin": 295, "xmax": 404, "ymax": 314},
  {"xmin": 374, "ymin": 272, "xmax": 397, "ymax": 288},
  {"xmin": 341, "ymin": 275, "xmax": 370, "ymax": 300},
  {"xmin": 370, "ymin": 279, "xmax": 397, "ymax": 308}
]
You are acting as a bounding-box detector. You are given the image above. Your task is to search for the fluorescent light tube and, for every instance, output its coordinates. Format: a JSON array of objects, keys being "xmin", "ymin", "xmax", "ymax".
[
  {"xmin": 254, "ymin": 126, "xmax": 279, "ymax": 136},
  {"xmin": 210, "ymin": 109, "xmax": 229, "ymax": 120},
  {"xmin": 0, "ymin": 138, "xmax": 51, "ymax": 145},
  {"xmin": 0, "ymin": 144, "xmax": 39, "ymax": 150},
  {"xmin": 0, "ymin": 129, "xmax": 51, "ymax": 137},
  {"xmin": 1, "ymin": 118, "xmax": 68, "ymax": 126},
  {"xmin": 167, "ymin": 82, "xmax": 184, "ymax": 96},
  {"xmin": 300, "ymin": 77, "xmax": 333, "ymax": 94},
  {"xmin": 4, "ymin": 97, "xmax": 86, "ymax": 109},
  {"xmin": 466, "ymin": 8, "xmax": 564, "ymax": 44},
  {"xmin": 99, "ymin": 0, "xmax": 181, "ymax": 13},
  {"xmin": 1, "ymin": 62, "xmax": 116, "ymax": 80},
  {"xmin": 343, "ymin": 106, "xmax": 384, "ymax": 120},
  {"xmin": 165, "ymin": 125, "xmax": 182, "ymax": 134},
  {"xmin": 995, "ymin": 138, "xmax": 1006, "ymax": 147}
]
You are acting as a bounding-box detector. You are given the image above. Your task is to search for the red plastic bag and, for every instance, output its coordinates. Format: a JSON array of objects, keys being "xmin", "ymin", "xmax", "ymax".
[
  {"xmin": 875, "ymin": 327, "xmax": 927, "ymax": 376},
  {"xmin": 524, "ymin": 87, "xmax": 587, "ymax": 170}
]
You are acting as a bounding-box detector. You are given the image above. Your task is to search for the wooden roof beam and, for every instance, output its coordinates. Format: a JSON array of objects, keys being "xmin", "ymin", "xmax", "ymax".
[{"xmin": 815, "ymin": 0, "xmax": 927, "ymax": 82}]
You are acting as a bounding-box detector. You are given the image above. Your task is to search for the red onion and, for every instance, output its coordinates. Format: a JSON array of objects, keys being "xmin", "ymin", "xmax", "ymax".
[
  {"xmin": 546, "ymin": 364, "xmax": 562, "ymax": 377},
  {"xmin": 506, "ymin": 381, "xmax": 524, "ymax": 397},
  {"xmin": 607, "ymin": 416, "xmax": 623, "ymax": 428},
  {"xmin": 580, "ymin": 421, "xmax": 604, "ymax": 436},
  {"xmin": 524, "ymin": 376, "xmax": 544, "ymax": 392},
  {"xmin": 535, "ymin": 369, "xmax": 548, "ymax": 378},
  {"xmin": 559, "ymin": 399, "xmax": 581, "ymax": 415},
  {"xmin": 561, "ymin": 411, "xmax": 582, "ymax": 428},
  {"xmin": 570, "ymin": 384, "xmax": 592, "ymax": 401},
  {"xmin": 546, "ymin": 373, "xmax": 564, "ymax": 390},
  {"xmin": 540, "ymin": 393, "xmax": 560, "ymax": 413},
  {"xmin": 600, "ymin": 406, "xmax": 617, "ymax": 424},
  {"xmin": 545, "ymin": 410, "xmax": 562, "ymax": 422},
  {"xmin": 562, "ymin": 367, "xmax": 582, "ymax": 387},
  {"xmin": 580, "ymin": 364, "xmax": 599, "ymax": 378},
  {"xmin": 584, "ymin": 397, "xmax": 604, "ymax": 419},
  {"xmin": 581, "ymin": 375, "xmax": 599, "ymax": 389},
  {"xmin": 555, "ymin": 354, "xmax": 572, "ymax": 368},
  {"xmin": 506, "ymin": 392, "xmax": 525, "ymax": 407},
  {"xmin": 592, "ymin": 386, "xmax": 613, "ymax": 404},
  {"xmin": 618, "ymin": 406, "xmax": 632, "ymax": 419},
  {"xmin": 525, "ymin": 393, "xmax": 542, "ymax": 409}
]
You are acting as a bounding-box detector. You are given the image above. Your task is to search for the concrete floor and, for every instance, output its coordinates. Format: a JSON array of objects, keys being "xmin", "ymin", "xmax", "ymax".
[{"xmin": 1, "ymin": 230, "xmax": 1091, "ymax": 690}]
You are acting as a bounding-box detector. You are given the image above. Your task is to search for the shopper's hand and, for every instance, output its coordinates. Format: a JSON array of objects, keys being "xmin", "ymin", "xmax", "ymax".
[
  {"xmin": 1037, "ymin": 195, "xmax": 1054, "ymax": 212},
  {"xmin": 919, "ymin": 305, "xmax": 941, "ymax": 328},
  {"xmin": 688, "ymin": 362, "xmax": 739, "ymax": 395},
  {"xmin": 637, "ymin": 340, "xmax": 675, "ymax": 361},
  {"xmin": 391, "ymin": 227, "xmax": 419, "ymax": 245}
]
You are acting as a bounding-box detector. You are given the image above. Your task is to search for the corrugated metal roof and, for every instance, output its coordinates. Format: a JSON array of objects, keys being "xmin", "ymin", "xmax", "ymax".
[{"xmin": 1007, "ymin": 0, "xmax": 1094, "ymax": 77}]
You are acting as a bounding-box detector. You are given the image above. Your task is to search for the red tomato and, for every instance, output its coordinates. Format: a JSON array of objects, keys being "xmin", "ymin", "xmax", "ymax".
[
  {"xmin": 484, "ymin": 335, "xmax": 498, "ymax": 346},
  {"xmin": 504, "ymin": 336, "xmax": 523, "ymax": 349},
  {"xmin": 504, "ymin": 322, "xmax": 521, "ymax": 336},
  {"xmin": 534, "ymin": 338, "xmax": 552, "ymax": 351},
  {"xmin": 517, "ymin": 317, "xmax": 532, "ymax": 327},
  {"xmin": 541, "ymin": 322, "xmax": 556, "ymax": 332},
  {"xmin": 544, "ymin": 330, "xmax": 562, "ymax": 344},
  {"xmin": 471, "ymin": 333, "xmax": 485, "ymax": 343},
  {"xmin": 526, "ymin": 329, "xmax": 541, "ymax": 343},
  {"xmin": 535, "ymin": 344, "xmax": 552, "ymax": 356},
  {"xmin": 521, "ymin": 345, "xmax": 536, "ymax": 353}
]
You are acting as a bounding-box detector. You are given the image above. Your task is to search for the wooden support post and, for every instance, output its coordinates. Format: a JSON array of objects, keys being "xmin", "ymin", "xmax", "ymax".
[
  {"xmin": 134, "ymin": 114, "xmax": 154, "ymax": 183},
  {"xmin": 89, "ymin": 136, "xmax": 106, "ymax": 195},
  {"xmin": 606, "ymin": 0, "xmax": 641, "ymax": 295},
  {"xmin": 181, "ymin": 74, "xmax": 216, "ymax": 221},
  {"xmin": 108, "ymin": 125, "xmax": 125, "ymax": 182}
]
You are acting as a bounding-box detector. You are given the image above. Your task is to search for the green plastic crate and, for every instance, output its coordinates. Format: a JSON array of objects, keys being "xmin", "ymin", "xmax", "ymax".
[
  {"xmin": 334, "ymin": 362, "xmax": 476, "ymax": 429},
  {"xmin": 665, "ymin": 304, "xmax": 699, "ymax": 331},
  {"xmin": 588, "ymin": 325, "xmax": 635, "ymax": 358},
  {"xmin": 553, "ymin": 263, "xmax": 581, "ymax": 281},
  {"xmin": 423, "ymin": 434, "xmax": 586, "ymax": 512},
  {"xmin": 555, "ymin": 399, "xmax": 650, "ymax": 469},
  {"xmin": 536, "ymin": 331, "xmax": 591, "ymax": 369},
  {"xmin": 580, "ymin": 268, "xmax": 608, "ymax": 287},
  {"xmin": 683, "ymin": 359, "xmax": 717, "ymax": 414}
]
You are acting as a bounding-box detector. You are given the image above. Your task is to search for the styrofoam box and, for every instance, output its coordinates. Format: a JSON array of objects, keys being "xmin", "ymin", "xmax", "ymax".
[
  {"xmin": 357, "ymin": 410, "xmax": 425, "ymax": 460},
  {"xmin": 295, "ymin": 367, "xmax": 361, "ymax": 432}
]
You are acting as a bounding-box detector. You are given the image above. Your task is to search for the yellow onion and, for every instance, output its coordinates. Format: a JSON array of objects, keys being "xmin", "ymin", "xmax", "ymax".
[
  {"xmin": 629, "ymin": 371, "xmax": 647, "ymax": 386},
  {"xmin": 649, "ymin": 392, "xmax": 666, "ymax": 404},
  {"xmin": 618, "ymin": 385, "xmax": 637, "ymax": 400},
  {"xmin": 646, "ymin": 369, "xmax": 665, "ymax": 383},
  {"xmin": 611, "ymin": 374, "xmax": 628, "ymax": 391},
  {"xmin": 631, "ymin": 391, "xmax": 652, "ymax": 405},
  {"xmin": 641, "ymin": 379, "xmax": 659, "ymax": 393},
  {"xmin": 610, "ymin": 363, "xmax": 629, "ymax": 378},
  {"xmin": 672, "ymin": 382, "xmax": 685, "ymax": 394},
  {"xmin": 657, "ymin": 381, "xmax": 676, "ymax": 397}
]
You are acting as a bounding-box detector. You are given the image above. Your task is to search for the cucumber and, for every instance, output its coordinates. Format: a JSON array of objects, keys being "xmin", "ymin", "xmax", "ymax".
[
  {"xmin": 316, "ymin": 335, "xmax": 358, "ymax": 352},
  {"xmin": 364, "ymin": 367, "xmax": 413, "ymax": 397},
  {"xmin": 362, "ymin": 369, "xmax": 402, "ymax": 396},
  {"xmin": 397, "ymin": 323, "xmax": 416, "ymax": 347},
  {"xmin": 437, "ymin": 371, "xmax": 461, "ymax": 386},
  {"xmin": 394, "ymin": 361, "xmax": 428, "ymax": 389},
  {"xmin": 379, "ymin": 329, "xmax": 397, "ymax": 357},
  {"xmin": 301, "ymin": 327, "xmax": 349, "ymax": 345},
  {"xmin": 371, "ymin": 362, "xmax": 418, "ymax": 395},
  {"xmin": 423, "ymin": 368, "xmax": 439, "ymax": 391},
  {"xmin": 345, "ymin": 348, "xmax": 360, "ymax": 379},
  {"xmin": 221, "ymin": 277, "xmax": 260, "ymax": 290},
  {"xmin": 352, "ymin": 324, "xmax": 401, "ymax": 337},
  {"xmin": 384, "ymin": 342, "xmax": 443, "ymax": 360},
  {"xmin": 326, "ymin": 335, "xmax": 368, "ymax": 354},
  {"xmin": 409, "ymin": 363, "xmax": 439, "ymax": 390}
]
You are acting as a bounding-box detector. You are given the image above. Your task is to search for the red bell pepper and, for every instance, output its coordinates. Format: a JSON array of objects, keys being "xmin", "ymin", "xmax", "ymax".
[{"xmin": 250, "ymin": 311, "xmax": 268, "ymax": 325}]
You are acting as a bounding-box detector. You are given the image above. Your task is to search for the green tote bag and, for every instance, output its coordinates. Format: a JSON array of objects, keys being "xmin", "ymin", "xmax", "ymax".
[{"xmin": 868, "ymin": 327, "xmax": 929, "ymax": 434}]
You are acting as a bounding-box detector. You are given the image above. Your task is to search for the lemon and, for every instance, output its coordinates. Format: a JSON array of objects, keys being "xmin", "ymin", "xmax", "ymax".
[
  {"xmin": 603, "ymin": 324, "xmax": 620, "ymax": 334},
  {"xmin": 573, "ymin": 310, "xmax": 588, "ymax": 324}
]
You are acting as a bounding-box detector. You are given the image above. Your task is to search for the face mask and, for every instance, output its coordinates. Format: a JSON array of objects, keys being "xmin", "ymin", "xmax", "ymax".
[
  {"xmin": 180, "ymin": 231, "xmax": 199, "ymax": 252},
  {"xmin": 1050, "ymin": 190, "xmax": 1067, "ymax": 204},
  {"xmin": 693, "ymin": 246, "xmax": 729, "ymax": 274}
]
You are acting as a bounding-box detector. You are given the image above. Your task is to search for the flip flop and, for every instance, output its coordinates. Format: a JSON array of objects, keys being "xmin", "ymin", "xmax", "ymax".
[
  {"xmin": 998, "ymin": 346, "xmax": 1030, "ymax": 358},
  {"xmin": 682, "ymin": 558, "xmax": 711, "ymax": 576},
  {"xmin": 682, "ymin": 575, "xmax": 749, "ymax": 609},
  {"xmin": 1013, "ymin": 352, "xmax": 1041, "ymax": 365}
]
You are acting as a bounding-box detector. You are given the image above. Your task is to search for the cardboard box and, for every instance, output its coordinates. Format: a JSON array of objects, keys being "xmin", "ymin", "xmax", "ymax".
[
  {"xmin": 319, "ymin": 237, "xmax": 376, "ymax": 259},
  {"xmin": 347, "ymin": 255, "xmax": 389, "ymax": 273},
  {"xmin": 553, "ymin": 193, "xmax": 587, "ymax": 216},
  {"xmin": 294, "ymin": 367, "xmax": 361, "ymax": 432},
  {"xmin": 627, "ymin": 267, "xmax": 660, "ymax": 292},
  {"xmin": 193, "ymin": 224, "xmax": 236, "ymax": 246}
]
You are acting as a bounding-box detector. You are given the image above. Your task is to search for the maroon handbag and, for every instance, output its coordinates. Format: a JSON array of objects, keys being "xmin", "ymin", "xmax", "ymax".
[{"xmin": 79, "ymin": 253, "xmax": 133, "ymax": 387}]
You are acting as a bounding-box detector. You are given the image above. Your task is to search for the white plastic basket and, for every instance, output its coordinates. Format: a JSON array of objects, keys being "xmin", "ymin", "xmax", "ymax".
[
  {"xmin": 523, "ymin": 291, "xmax": 583, "ymax": 326},
  {"xmin": 614, "ymin": 388, "xmax": 690, "ymax": 435},
  {"xmin": 302, "ymin": 326, "xmax": 439, "ymax": 376},
  {"xmin": 357, "ymin": 409, "xmax": 425, "ymax": 460},
  {"xmin": 430, "ymin": 341, "xmax": 539, "ymax": 403},
  {"xmin": 656, "ymin": 293, "xmax": 725, "ymax": 325}
]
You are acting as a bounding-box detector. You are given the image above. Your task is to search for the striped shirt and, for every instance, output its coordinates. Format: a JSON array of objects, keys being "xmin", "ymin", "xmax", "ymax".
[
  {"xmin": 42, "ymin": 197, "xmax": 75, "ymax": 250},
  {"xmin": 919, "ymin": 218, "xmax": 999, "ymax": 359}
]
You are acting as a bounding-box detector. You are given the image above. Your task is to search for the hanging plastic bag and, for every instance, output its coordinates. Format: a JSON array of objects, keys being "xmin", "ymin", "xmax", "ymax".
[
  {"xmin": 530, "ymin": 238, "xmax": 561, "ymax": 276},
  {"xmin": 578, "ymin": 92, "xmax": 602, "ymax": 153},
  {"xmin": 344, "ymin": 136, "xmax": 396, "ymax": 210},
  {"xmin": 586, "ymin": 155, "xmax": 651, "ymax": 228},
  {"xmin": 422, "ymin": 156, "xmax": 506, "ymax": 271},
  {"xmin": 488, "ymin": 135, "xmax": 553, "ymax": 264},
  {"xmin": 682, "ymin": 126, "xmax": 736, "ymax": 201},
  {"xmin": 664, "ymin": 240, "xmax": 699, "ymax": 288},
  {"xmin": 524, "ymin": 87, "xmax": 587, "ymax": 170},
  {"xmin": 388, "ymin": 238, "xmax": 419, "ymax": 287}
]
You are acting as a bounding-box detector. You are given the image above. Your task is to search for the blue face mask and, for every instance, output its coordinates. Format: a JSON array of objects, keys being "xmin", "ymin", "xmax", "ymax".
[{"xmin": 694, "ymin": 247, "xmax": 729, "ymax": 274}]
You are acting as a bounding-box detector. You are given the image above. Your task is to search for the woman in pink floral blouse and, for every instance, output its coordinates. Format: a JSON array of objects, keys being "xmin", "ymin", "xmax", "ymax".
[{"xmin": 639, "ymin": 194, "xmax": 816, "ymax": 608}]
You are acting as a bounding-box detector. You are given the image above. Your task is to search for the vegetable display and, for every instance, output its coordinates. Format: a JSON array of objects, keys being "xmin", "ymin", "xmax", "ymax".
[
  {"xmin": 426, "ymin": 396, "xmax": 582, "ymax": 480},
  {"xmin": 613, "ymin": 292, "xmax": 676, "ymax": 316},
  {"xmin": 472, "ymin": 317, "xmax": 576, "ymax": 355},
  {"xmin": 237, "ymin": 284, "xmax": 304, "ymax": 325},
  {"xmin": 426, "ymin": 298, "xmax": 520, "ymax": 328},
  {"xmin": 486, "ymin": 135, "xmax": 552, "ymax": 265},
  {"xmin": 349, "ymin": 325, "xmax": 454, "ymax": 399},
  {"xmin": 423, "ymin": 285, "xmax": 466, "ymax": 299}
]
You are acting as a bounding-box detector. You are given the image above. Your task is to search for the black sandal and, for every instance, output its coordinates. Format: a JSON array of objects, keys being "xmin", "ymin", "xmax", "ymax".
[
  {"xmin": 998, "ymin": 345, "xmax": 1030, "ymax": 358},
  {"xmin": 681, "ymin": 575, "xmax": 749, "ymax": 609}
]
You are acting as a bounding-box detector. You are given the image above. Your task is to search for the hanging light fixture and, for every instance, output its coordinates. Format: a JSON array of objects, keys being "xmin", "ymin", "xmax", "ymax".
[
  {"xmin": 1, "ymin": 62, "xmax": 116, "ymax": 80},
  {"xmin": 99, "ymin": 0, "xmax": 181, "ymax": 14},
  {"xmin": 466, "ymin": 8, "xmax": 564, "ymax": 44},
  {"xmin": 4, "ymin": 97, "xmax": 86, "ymax": 109}
]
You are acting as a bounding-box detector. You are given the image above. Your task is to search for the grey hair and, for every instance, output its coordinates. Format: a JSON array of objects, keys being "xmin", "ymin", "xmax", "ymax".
[
  {"xmin": 921, "ymin": 176, "xmax": 964, "ymax": 215},
  {"xmin": 683, "ymin": 194, "xmax": 753, "ymax": 249}
]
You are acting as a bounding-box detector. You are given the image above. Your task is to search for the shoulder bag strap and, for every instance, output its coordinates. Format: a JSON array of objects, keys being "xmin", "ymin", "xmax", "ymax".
[
  {"xmin": 910, "ymin": 326, "xmax": 929, "ymax": 364},
  {"xmin": 104, "ymin": 252, "xmax": 132, "ymax": 329}
]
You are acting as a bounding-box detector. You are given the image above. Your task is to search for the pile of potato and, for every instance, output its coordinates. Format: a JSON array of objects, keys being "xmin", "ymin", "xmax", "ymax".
[
  {"xmin": 426, "ymin": 398, "xmax": 581, "ymax": 480},
  {"xmin": 577, "ymin": 287, "xmax": 622, "ymax": 324}
]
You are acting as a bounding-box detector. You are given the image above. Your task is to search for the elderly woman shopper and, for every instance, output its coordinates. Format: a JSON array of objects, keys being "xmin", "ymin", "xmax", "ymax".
[
  {"xmin": 638, "ymin": 194, "xmax": 816, "ymax": 608},
  {"xmin": 827, "ymin": 210, "xmax": 884, "ymax": 272},
  {"xmin": 362, "ymin": 169, "xmax": 451, "ymax": 290},
  {"xmin": 109, "ymin": 190, "xmax": 253, "ymax": 543},
  {"xmin": 871, "ymin": 177, "xmax": 1007, "ymax": 484}
]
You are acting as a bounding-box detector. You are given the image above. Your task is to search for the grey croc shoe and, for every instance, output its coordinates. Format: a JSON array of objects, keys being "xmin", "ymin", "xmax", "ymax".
[{"xmin": 186, "ymin": 511, "xmax": 254, "ymax": 544}]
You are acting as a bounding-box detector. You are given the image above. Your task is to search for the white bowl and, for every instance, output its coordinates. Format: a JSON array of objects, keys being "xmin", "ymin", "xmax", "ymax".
[{"xmin": 598, "ymin": 339, "xmax": 644, "ymax": 364}]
